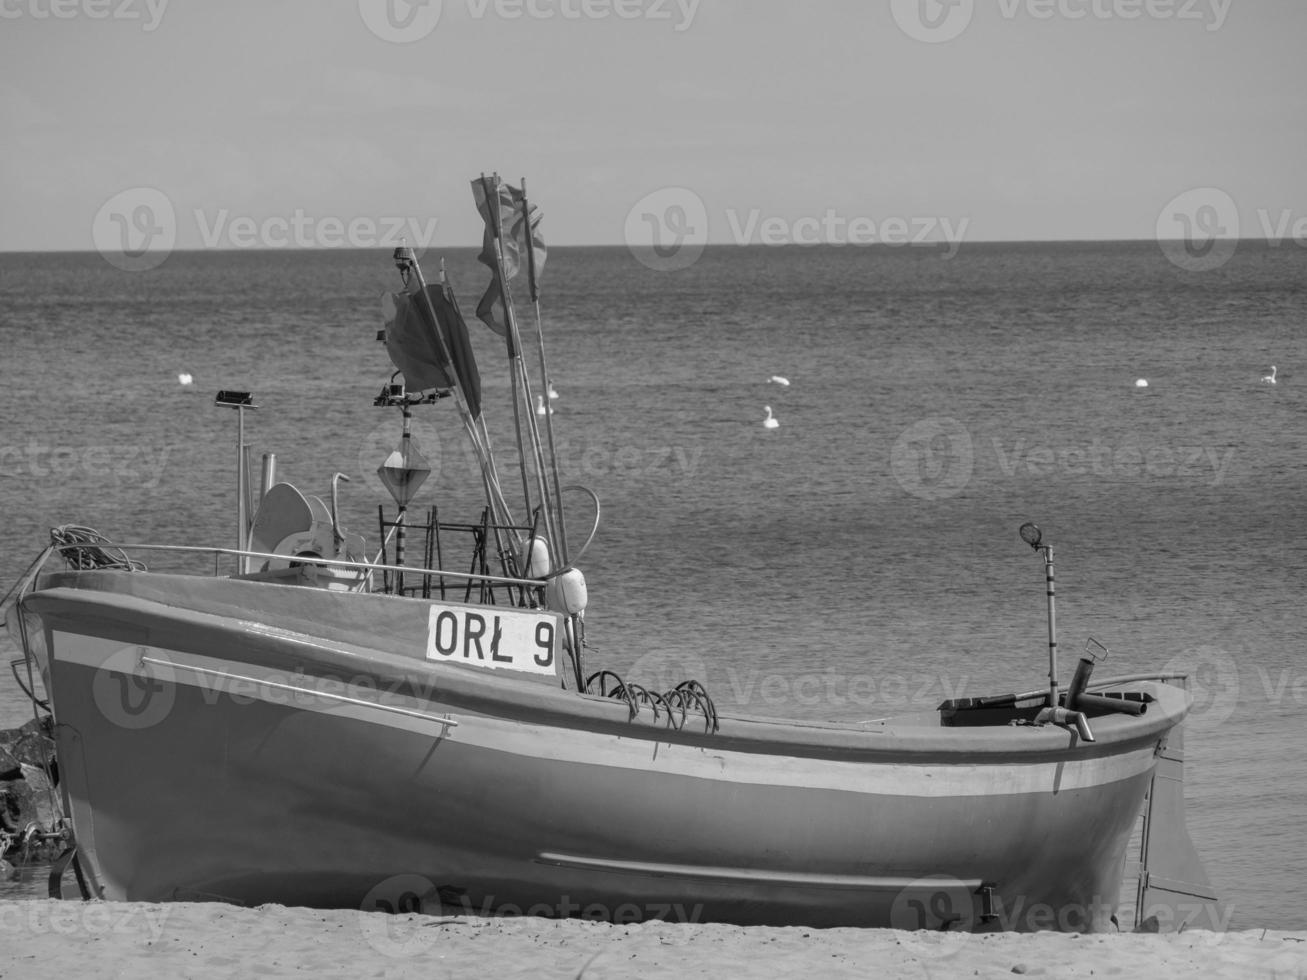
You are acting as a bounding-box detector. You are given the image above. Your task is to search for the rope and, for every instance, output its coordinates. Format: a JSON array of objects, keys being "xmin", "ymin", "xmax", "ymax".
[{"xmin": 48, "ymin": 525, "xmax": 146, "ymax": 571}]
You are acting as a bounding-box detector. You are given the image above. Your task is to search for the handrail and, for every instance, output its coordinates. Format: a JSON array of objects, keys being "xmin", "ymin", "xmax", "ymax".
[{"xmin": 47, "ymin": 541, "xmax": 544, "ymax": 590}]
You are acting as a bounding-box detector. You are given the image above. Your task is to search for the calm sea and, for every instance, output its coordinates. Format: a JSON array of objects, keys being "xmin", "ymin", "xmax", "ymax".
[{"xmin": 0, "ymin": 242, "xmax": 1303, "ymax": 929}]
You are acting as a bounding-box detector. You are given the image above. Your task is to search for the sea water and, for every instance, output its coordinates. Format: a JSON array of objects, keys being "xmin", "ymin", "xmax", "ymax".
[{"xmin": 0, "ymin": 242, "xmax": 1302, "ymax": 928}]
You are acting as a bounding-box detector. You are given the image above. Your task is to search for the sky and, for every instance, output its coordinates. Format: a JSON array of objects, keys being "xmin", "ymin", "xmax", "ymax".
[{"xmin": 1, "ymin": 0, "xmax": 1304, "ymax": 252}]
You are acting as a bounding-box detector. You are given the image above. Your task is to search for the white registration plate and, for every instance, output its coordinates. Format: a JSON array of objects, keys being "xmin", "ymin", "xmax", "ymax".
[{"xmin": 424, "ymin": 604, "xmax": 560, "ymax": 677}]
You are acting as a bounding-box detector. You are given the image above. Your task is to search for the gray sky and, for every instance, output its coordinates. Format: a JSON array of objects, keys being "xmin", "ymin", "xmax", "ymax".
[{"xmin": 2, "ymin": 0, "xmax": 1303, "ymax": 251}]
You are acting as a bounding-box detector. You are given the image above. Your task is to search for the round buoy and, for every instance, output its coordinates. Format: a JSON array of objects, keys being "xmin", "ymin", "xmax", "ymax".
[
  {"xmin": 547, "ymin": 568, "xmax": 588, "ymax": 615},
  {"xmin": 520, "ymin": 536, "xmax": 552, "ymax": 579}
]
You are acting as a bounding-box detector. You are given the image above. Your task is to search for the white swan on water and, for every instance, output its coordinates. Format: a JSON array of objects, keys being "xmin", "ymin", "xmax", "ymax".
[
  {"xmin": 1262, "ymin": 365, "xmax": 1277, "ymax": 384},
  {"xmin": 763, "ymin": 406, "xmax": 779, "ymax": 429},
  {"xmin": 178, "ymin": 372, "xmax": 193, "ymax": 386},
  {"xmin": 1135, "ymin": 379, "xmax": 1148, "ymax": 388},
  {"xmin": 768, "ymin": 375, "xmax": 790, "ymax": 386},
  {"xmin": 535, "ymin": 395, "xmax": 553, "ymax": 416},
  {"xmin": 548, "ymin": 382, "xmax": 560, "ymax": 400}
]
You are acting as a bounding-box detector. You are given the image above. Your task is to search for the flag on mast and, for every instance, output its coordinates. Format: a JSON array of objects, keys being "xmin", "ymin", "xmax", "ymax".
[
  {"xmin": 381, "ymin": 283, "xmax": 483, "ymax": 419},
  {"xmin": 472, "ymin": 176, "xmax": 547, "ymax": 337}
]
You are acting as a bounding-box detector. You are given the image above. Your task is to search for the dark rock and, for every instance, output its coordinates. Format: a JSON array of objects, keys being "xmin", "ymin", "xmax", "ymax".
[
  {"xmin": 0, "ymin": 744, "xmax": 21, "ymax": 781},
  {"xmin": 1, "ymin": 716, "xmax": 56, "ymax": 773}
]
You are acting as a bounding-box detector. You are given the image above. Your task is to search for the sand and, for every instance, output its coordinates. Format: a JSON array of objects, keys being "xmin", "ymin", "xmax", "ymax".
[{"xmin": 0, "ymin": 901, "xmax": 1304, "ymax": 979}]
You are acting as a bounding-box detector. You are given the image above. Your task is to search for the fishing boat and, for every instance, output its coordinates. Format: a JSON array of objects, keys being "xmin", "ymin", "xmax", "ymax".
[{"xmin": 3, "ymin": 178, "xmax": 1222, "ymax": 932}]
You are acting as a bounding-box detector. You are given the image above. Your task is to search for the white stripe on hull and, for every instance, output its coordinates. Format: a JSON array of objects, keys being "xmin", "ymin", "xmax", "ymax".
[{"xmin": 52, "ymin": 630, "xmax": 1162, "ymax": 799}]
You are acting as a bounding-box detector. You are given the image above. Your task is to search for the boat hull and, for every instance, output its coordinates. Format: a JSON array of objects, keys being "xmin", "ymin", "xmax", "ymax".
[{"xmin": 21, "ymin": 572, "xmax": 1187, "ymax": 931}]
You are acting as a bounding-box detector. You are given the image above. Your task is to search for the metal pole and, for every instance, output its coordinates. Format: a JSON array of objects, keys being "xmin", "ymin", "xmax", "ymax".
[
  {"xmin": 396, "ymin": 402, "xmax": 410, "ymax": 596},
  {"xmin": 1043, "ymin": 545, "xmax": 1059, "ymax": 708},
  {"xmin": 236, "ymin": 405, "xmax": 247, "ymax": 575}
]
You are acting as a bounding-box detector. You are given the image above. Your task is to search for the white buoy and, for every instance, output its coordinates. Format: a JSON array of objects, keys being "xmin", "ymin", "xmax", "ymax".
[
  {"xmin": 763, "ymin": 405, "xmax": 779, "ymax": 428},
  {"xmin": 546, "ymin": 568, "xmax": 588, "ymax": 615},
  {"xmin": 1262, "ymin": 365, "xmax": 1277, "ymax": 384},
  {"xmin": 1135, "ymin": 379, "xmax": 1148, "ymax": 388},
  {"xmin": 768, "ymin": 375, "xmax": 790, "ymax": 386},
  {"xmin": 519, "ymin": 536, "xmax": 552, "ymax": 579}
]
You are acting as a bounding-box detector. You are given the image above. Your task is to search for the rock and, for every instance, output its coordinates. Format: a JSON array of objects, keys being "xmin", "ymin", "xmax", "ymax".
[
  {"xmin": 0, "ymin": 717, "xmax": 57, "ymax": 785},
  {"xmin": 0, "ymin": 744, "xmax": 21, "ymax": 781}
]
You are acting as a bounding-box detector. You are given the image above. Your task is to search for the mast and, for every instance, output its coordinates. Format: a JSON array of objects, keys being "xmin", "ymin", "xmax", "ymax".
[
  {"xmin": 477, "ymin": 173, "xmax": 559, "ymax": 561},
  {"xmin": 390, "ymin": 245, "xmax": 516, "ymax": 532},
  {"xmin": 519, "ymin": 177, "xmax": 570, "ymax": 569}
]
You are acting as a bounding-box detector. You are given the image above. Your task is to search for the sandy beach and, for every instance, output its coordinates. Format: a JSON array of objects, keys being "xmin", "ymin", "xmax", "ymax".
[{"xmin": 0, "ymin": 900, "xmax": 1303, "ymax": 980}]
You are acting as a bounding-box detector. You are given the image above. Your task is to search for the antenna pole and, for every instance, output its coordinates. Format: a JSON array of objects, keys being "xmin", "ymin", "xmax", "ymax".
[{"xmin": 1042, "ymin": 543, "xmax": 1058, "ymax": 708}]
